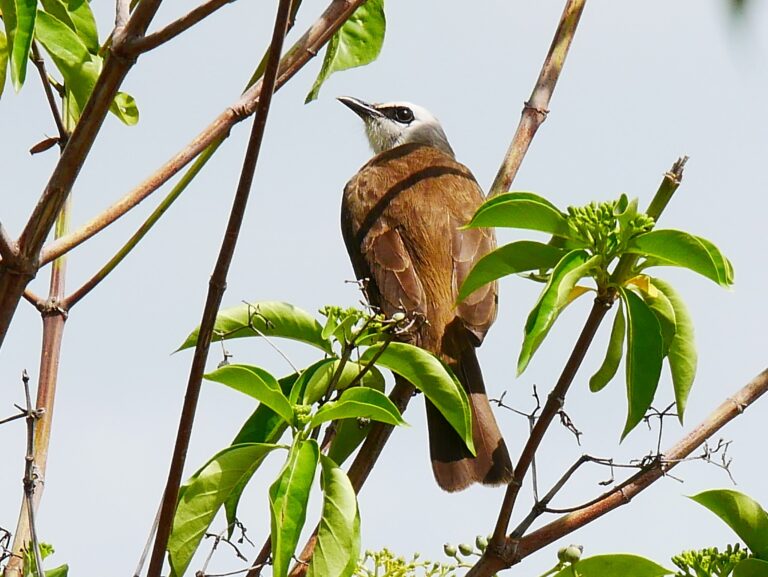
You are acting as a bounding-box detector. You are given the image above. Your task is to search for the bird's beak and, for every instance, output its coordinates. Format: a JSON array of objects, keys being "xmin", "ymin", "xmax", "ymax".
[{"xmin": 337, "ymin": 96, "xmax": 383, "ymax": 120}]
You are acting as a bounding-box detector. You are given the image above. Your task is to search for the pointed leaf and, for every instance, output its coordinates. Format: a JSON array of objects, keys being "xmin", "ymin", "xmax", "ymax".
[
  {"xmin": 553, "ymin": 554, "xmax": 672, "ymax": 577},
  {"xmin": 620, "ymin": 288, "xmax": 663, "ymax": 439},
  {"xmin": 734, "ymin": 558, "xmax": 768, "ymax": 576},
  {"xmin": 205, "ymin": 364, "xmax": 294, "ymax": 425},
  {"xmin": 458, "ymin": 240, "xmax": 566, "ymax": 302},
  {"xmin": 636, "ymin": 280, "xmax": 676, "ymax": 355},
  {"xmin": 225, "ymin": 373, "xmax": 296, "ymax": 534},
  {"xmin": 518, "ymin": 250, "xmax": 600, "ymax": 374},
  {"xmin": 307, "ymin": 455, "xmax": 360, "ymax": 577},
  {"xmin": 690, "ymin": 490, "xmax": 768, "ymax": 559},
  {"xmin": 628, "ymin": 229, "xmax": 734, "ymax": 287},
  {"xmin": 168, "ymin": 443, "xmax": 279, "ymax": 577},
  {"xmin": 327, "ymin": 377, "xmax": 385, "ymax": 466},
  {"xmin": 310, "ymin": 386, "xmax": 406, "ymax": 429},
  {"xmin": 1, "ymin": 0, "xmax": 36, "ymax": 89},
  {"xmin": 178, "ymin": 301, "xmax": 332, "ymax": 353},
  {"xmin": 361, "ymin": 342, "xmax": 474, "ymax": 455},
  {"xmin": 465, "ymin": 192, "xmax": 571, "ymax": 237},
  {"xmin": 270, "ymin": 439, "xmax": 320, "ymax": 577},
  {"xmin": 303, "ymin": 358, "xmax": 385, "ymax": 403},
  {"xmin": 305, "ymin": 0, "xmax": 384, "ymax": 102},
  {"xmin": 589, "ymin": 299, "xmax": 625, "ymax": 392},
  {"xmin": 651, "ymin": 278, "xmax": 697, "ymax": 420}
]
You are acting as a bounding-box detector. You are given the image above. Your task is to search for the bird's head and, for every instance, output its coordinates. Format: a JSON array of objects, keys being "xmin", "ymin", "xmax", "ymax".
[{"xmin": 338, "ymin": 96, "xmax": 455, "ymax": 158}]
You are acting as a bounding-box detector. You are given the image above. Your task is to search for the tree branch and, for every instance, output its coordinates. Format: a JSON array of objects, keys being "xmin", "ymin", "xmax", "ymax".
[
  {"xmin": 468, "ymin": 368, "xmax": 768, "ymax": 577},
  {"xmin": 0, "ymin": 224, "xmax": 17, "ymax": 263},
  {"xmin": 30, "ymin": 42, "xmax": 68, "ymax": 148},
  {"xmin": 39, "ymin": 0, "xmax": 368, "ymax": 268},
  {"xmin": 126, "ymin": 0, "xmax": 234, "ymax": 54},
  {"xmin": 488, "ymin": 0, "xmax": 587, "ymax": 197},
  {"xmin": 145, "ymin": 1, "xmax": 293, "ymax": 574}
]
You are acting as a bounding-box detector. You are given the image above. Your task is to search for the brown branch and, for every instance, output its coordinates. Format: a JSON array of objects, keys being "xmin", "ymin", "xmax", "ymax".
[
  {"xmin": 21, "ymin": 371, "xmax": 44, "ymax": 577},
  {"xmin": 0, "ymin": 1, "xmax": 164, "ymax": 350},
  {"xmin": 465, "ymin": 368, "xmax": 768, "ymax": 577},
  {"xmin": 0, "ymin": 224, "xmax": 17, "ymax": 263},
  {"xmin": 115, "ymin": 0, "xmax": 130, "ymax": 29},
  {"xmin": 490, "ymin": 297, "xmax": 612, "ymax": 548},
  {"xmin": 30, "ymin": 42, "xmax": 68, "ymax": 148},
  {"xmin": 39, "ymin": 0, "xmax": 367, "ymax": 268},
  {"xmin": 488, "ymin": 0, "xmax": 587, "ymax": 197},
  {"xmin": 145, "ymin": 1, "xmax": 293, "ymax": 574},
  {"xmin": 126, "ymin": 0, "xmax": 234, "ymax": 54}
]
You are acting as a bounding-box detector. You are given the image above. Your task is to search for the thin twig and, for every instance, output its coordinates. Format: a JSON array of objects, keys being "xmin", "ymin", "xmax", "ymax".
[
  {"xmin": 39, "ymin": 0, "xmax": 368, "ymax": 268},
  {"xmin": 468, "ymin": 369, "xmax": 768, "ymax": 577},
  {"xmin": 127, "ymin": 0, "xmax": 234, "ymax": 54},
  {"xmin": 115, "ymin": 0, "xmax": 130, "ymax": 29},
  {"xmin": 488, "ymin": 0, "xmax": 587, "ymax": 197},
  {"xmin": 21, "ymin": 371, "xmax": 44, "ymax": 577},
  {"xmin": 30, "ymin": 42, "xmax": 68, "ymax": 148},
  {"xmin": 133, "ymin": 501, "xmax": 161, "ymax": 577},
  {"xmin": 146, "ymin": 1, "xmax": 293, "ymax": 574}
]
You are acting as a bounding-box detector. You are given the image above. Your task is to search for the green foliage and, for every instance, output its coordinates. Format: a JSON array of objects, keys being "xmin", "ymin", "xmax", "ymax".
[
  {"xmin": 461, "ymin": 190, "xmax": 732, "ymax": 437},
  {"xmin": 308, "ymin": 455, "xmax": 361, "ymax": 577},
  {"xmin": 270, "ymin": 439, "xmax": 320, "ymax": 577},
  {"xmin": 355, "ymin": 548, "xmax": 465, "ymax": 577},
  {"xmin": 170, "ymin": 302, "xmax": 474, "ymax": 576},
  {"xmin": 550, "ymin": 554, "xmax": 673, "ymax": 577},
  {"xmin": 22, "ymin": 542, "xmax": 68, "ymax": 577},
  {"xmin": 689, "ymin": 490, "xmax": 768, "ymax": 560},
  {"xmin": 0, "ymin": 0, "xmax": 36, "ymax": 90},
  {"xmin": 168, "ymin": 443, "xmax": 279, "ymax": 577},
  {"xmin": 306, "ymin": 0, "xmax": 385, "ymax": 102},
  {"xmin": 672, "ymin": 545, "xmax": 750, "ymax": 577}
]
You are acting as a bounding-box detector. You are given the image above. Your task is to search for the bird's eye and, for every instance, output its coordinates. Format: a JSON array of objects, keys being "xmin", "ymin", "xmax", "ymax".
[{"xmin": 394, "ymin": 107, "xmax": 414, "ymax": 123}]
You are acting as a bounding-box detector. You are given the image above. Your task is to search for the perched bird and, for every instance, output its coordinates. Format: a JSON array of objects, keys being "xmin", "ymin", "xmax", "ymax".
[{"xmin": 338, "ymin": 96, "xmax": 513, "ymax": 491}]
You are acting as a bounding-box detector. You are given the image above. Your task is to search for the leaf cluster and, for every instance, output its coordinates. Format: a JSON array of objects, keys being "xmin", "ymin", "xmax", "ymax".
[
  {"xmin": 169, "ymin": 301, "xmax": 476, "ymax": 577},
  {"xmin": 460, "ymin": 191, "xmax": 733, "ymax": 437}
]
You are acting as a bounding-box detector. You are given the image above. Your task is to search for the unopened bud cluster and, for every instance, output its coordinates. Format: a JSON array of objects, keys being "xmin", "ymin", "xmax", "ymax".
[
  {"xmin": 566, "ymin": 197, "xmax": 654, "ymax": 262},
  {"xmin": 671, "ymin": 544, "xmax": 749, "ymax": 577}
]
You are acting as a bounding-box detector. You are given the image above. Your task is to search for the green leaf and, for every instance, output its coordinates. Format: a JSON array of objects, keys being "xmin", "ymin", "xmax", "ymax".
[
  {"xmin": 361, "ymin": 342, "xmax": 474, "ymax": 455},
  {"xmin": 305, "ymin": 0, "xmax": 384, "ymax": 102},
  {"xmin": 620, "ymin": 288, "xmax": 663, "ymax": 439},
  {"xmin": 0, "ymin": 0, "xmax": 36, "ymax": 90},
  {"xmin": 225, "ymin": 373, "xmax": 296, "ymax": 535},
  {"xmin": 307, "ymin": 455, "xmax": 360, "ymax": 577},
  {"xmin": 651, "ymin": 278, "xmax": 696, "ymax": 420},
  {"xmin": 303, "ymin": 358, "xmax": 385, "ymax": 403},
  {"xmin": 628, "ymin": 229, "xmax": 734, "ymax": 287},
  {"xmin": 457, "ymin": 240, "xmax": 566, "ymax": 302},
  {"xmin": 638, "ymin": 280, "xmax": 676, "ymax": 356},
  {"xmin": 168, "ymin": 443, "xmax": 279, "ymax": 577},
  {"xmin": 327, "ymin": 377, "xmax": 385, "ymax": 466},
  {"xmin": 34, "ymin": 10, "xmax": 95, "ymax": 116},
  {"xmin": 553, "ymin": 554, "xmax": 672, "ymax": 577},
  {"xmin": 518, "ymin": 249, "xmax": 599, "ymax": 374},
  {"xmin": 690, "ymin": 490, "xmax": 768, "ymax": 559},
  {"xmin": 39, "ymin": 0, "xmax": 97, "ymax": 52},
  {"xmin": 270, "ymin": 439, "xmax": 320, "ymax": 577},
  {"xmin": 589, "ymin": 299, "xmax": 625, "ymax": 392},
  {"xmin": 0, "ymin": 29, "xmax": 8, "ymax": 97},
  {"xmin": 110, "ymin": 91, "xmax": 139, "ymax": 125},
  {"xmin": 44, "ymin": 565, "xmax": 68, "ymax": 577},
  {"xmin": 465, "ymin": 192, "xmax": 571, "ymax": 237},
  {"xmin": 310, "ymin": 386, "xmax": 406, "ymax": 429},
  {"xmin": 734, "ymin": 558, "xmax": 768, "ymax": 577},
  {"xmin": 205, "ymin": 364, "xmax": 294, "ymax": 426},
  {"xmin": 177, "ymin": 301, "xmax": 332, "ymax": 354}
]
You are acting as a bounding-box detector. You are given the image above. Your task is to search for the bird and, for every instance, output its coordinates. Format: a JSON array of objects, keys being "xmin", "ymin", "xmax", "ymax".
[{"xmin": 337, "ymin": 96, "xmax": 513, "ymax": 491}]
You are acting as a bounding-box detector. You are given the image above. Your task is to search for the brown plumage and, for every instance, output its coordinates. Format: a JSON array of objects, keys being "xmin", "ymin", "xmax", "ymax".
[{"xmin": 341, "ymin": 142, "xmax": 513, "ymax": 491}]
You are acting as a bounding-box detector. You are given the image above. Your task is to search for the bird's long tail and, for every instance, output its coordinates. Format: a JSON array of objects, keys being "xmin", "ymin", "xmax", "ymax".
[{"xmin": 426, "ymin": 346, "xmax": 514, "ymax": 492}]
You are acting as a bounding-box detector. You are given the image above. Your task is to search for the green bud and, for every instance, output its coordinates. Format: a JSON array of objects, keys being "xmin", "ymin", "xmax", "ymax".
[
  {"xmin": 557, "ymin": 544, "xmax": 583, "ymax": 563},
  {"xmin": 458, "ymin": 543, "xmax": 473, "ymax": 556},
  {"xmin": 443, "ymin": 544, "xmax": 458, "ymax": 558},
  {"xmin": 475, "ymin": 535, "xmax": 488, "ymax": 551}
]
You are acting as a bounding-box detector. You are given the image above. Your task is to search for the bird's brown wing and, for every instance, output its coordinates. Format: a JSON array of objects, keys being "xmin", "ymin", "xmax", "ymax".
[{"xmin": 451, "ymin": 222, "xmax": 498, "ymax": 346}]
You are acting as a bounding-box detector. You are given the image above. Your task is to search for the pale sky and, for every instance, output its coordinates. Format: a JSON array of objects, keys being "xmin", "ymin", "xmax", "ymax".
[{"xmin": 2, "ymin": 2, "xmax": 768, "ymax": 576}]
